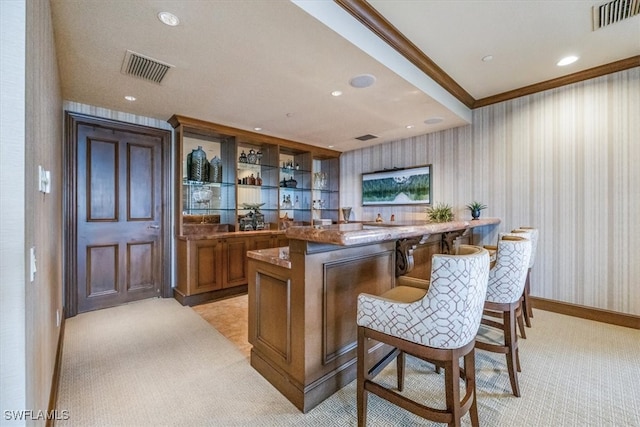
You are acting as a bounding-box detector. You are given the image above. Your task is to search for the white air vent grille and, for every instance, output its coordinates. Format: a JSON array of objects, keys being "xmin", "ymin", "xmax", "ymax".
[
  {"xmin": 121, "ymin": 50, "xmax": 173, "ymax": 84},
  {"xmin": 593, "ymin": 0, "xmax": 640, "ymax": 30}
]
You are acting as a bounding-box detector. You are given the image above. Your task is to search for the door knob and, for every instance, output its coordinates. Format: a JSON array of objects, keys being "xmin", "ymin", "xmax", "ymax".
[{"xmin": 148, "ymin": 224, "xmax": 160, "ymax": 229}]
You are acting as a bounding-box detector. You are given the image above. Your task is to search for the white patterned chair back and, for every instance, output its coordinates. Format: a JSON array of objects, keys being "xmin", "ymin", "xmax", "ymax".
[
  {"xmin": 509, "ymin": 228, "xmax": 538, "ymax": 268},
  {"xmin": 357, "ymin": 245, "xmax": 490, "ymax": 350},
  {"xmin": 485, "ymin": 237, "xmax": 531, "ymax": 304}
]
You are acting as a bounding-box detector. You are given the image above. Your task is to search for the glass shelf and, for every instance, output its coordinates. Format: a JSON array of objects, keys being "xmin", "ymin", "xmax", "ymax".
[
  {"xmin": 173, "ymin": 116, "xmax": 339, "ymax": 235},
  {"xmin": 183, "ymin": 180, "xmax": 237, "ymax": 187}
]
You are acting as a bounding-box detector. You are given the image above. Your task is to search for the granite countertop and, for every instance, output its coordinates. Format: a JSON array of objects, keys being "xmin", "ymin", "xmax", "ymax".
[
  {"xmin": 177, "ymin": 229, "xmax": 285, "ymax": 241},
  {"xmin": 246, "ymin": 247, "xmax": 291, "ymax": 269},
  {"xmin": 284, "ymin": 218, "xmax": 501, "ymax": 246}
]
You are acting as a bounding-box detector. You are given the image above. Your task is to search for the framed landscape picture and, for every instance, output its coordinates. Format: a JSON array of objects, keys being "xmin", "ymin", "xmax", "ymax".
[{"xmin": 361, "ymin": 165, "xmax": 432, "ymax": 206}]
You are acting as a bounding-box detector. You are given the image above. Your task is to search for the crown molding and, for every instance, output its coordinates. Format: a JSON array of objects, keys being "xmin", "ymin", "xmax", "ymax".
[
  {"xmin": 334, "ymin": 1, "xmax": 639, "ymax": 110},
  {"xmin": 473, "ymin": 56, "xmax": 640, "ymax": 108},
  {"xmin": 334, "ymin": 0, "xmax": 475, "ymax": 109}
]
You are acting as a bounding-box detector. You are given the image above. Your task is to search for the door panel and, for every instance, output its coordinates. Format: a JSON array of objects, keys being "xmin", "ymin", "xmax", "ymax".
[
  {"xmin": 128, "ymin": 144, "xmax": 154, "ymax": 220},
  {"xmin": 76, "ymin": 124, "xmax": 164, "ymax": 313},
  {"xmin": 87, "ymin": 138, "xmax": 118, "ymax": 221},
  {"xmin": 196, "ymin": 242, "xmax": 221, "ymax": 292},
  {"xmin": 225, "ymin": 238, "xmax": 249, "ymax": 287},
  {"xmin": 127, "ymin": 241, "xmax": 155, "ymax": 292},
  {"xmin": 86, "ymin": 244, "xmax": 119, "ymax": 297}
]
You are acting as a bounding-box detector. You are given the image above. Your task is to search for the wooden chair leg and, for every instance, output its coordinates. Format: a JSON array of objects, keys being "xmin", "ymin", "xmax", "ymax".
[
  {"xmin": 357, "ymin": 327, "xmax": 368, "ymax": 427},
  {"xmin": 503, "ymin": 309, "xmax": 521, "ymax": 397},
  {"xmin": 396, "ymin": 351, "xmax": 405, "ymax": 392},
  {"xmin": 522, "ymin": 269, "xmax": 533, "ymax": 325},
  {"xmin": 444, "ymin": 358, "xmax": 462, "ymax": 427},
  {"xmin": 464, "ymin": 350, "xmax": 480, "ymax": 427},
  {"xmin": 517, "ymin": 302, "xmax": 527, "ymax": 339}
]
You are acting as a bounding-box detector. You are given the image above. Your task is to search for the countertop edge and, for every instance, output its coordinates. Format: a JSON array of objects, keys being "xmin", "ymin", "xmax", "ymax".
[
  {"xmin": 284, "ymin": 218, "xmax": 501, "ymax": 246},
  {"xmin": 246, "ymin": 247, "xmax": 291, "ymax": 269},
  {"xmin": 177, "ymin": 229, "xmax": 285, "ymax": 241}
]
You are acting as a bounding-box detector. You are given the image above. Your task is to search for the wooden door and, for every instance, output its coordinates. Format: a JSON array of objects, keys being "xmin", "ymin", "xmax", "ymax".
[{"xmin": 66, "ymin": 114, "xmax": 170, "ymax": 314}]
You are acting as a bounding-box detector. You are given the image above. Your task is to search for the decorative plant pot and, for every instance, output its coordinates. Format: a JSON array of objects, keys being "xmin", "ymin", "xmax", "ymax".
[{"xmin": 471, "ymin": 209, "xmax": 481, "ymax": 220}]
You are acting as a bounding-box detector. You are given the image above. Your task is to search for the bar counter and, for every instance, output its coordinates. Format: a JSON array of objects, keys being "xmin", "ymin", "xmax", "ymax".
[
  {"xmin": 247, "ymin": 218, "xmax": 500, "ymax": 412},
  {"xmin": 283, "ymin": 218, "xmax": 500, "ymax": 246}
]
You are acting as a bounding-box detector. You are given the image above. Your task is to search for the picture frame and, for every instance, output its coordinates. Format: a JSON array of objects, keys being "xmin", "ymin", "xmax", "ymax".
[{"xmin": 361, "ymin": 165, "xmax": 432, "ymax": 206}]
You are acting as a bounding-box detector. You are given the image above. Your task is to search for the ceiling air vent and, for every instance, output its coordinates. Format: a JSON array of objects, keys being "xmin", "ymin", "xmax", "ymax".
[
  {"xmin": 121, "ymin": 50, "xmax": 173, "ymax": 84},
  {"xmin": 592, "ymin": 0, "xmax": 640, "ymax": 30},
  {"xmin": 355, "ymin": 134, "xmax": 378, "ymax": 141}
]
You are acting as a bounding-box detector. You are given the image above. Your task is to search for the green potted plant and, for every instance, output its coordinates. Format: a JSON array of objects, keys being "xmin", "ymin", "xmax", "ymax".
[
  {"xmin": 466, "ymin": 201, "xmax": 487, "ymax": 220},
  {"xmin": 427, "ymin": 202, "xmax": 454, "ymax": 223}
]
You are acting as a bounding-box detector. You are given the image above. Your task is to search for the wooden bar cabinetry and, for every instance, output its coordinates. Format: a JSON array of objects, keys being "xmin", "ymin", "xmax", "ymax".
[{"xmin": 169, "ymin": 115, "xmax": 337, "ymax": 305}]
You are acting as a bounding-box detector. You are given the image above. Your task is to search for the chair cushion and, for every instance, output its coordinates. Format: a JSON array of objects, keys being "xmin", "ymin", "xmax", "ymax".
[
  {"xmin": 396, "ymin": 275, "xmax": 430, "ymax": 290},
  {"xmin": 380, "ymin": 285, "xmax": 427, "ymax": 303}
]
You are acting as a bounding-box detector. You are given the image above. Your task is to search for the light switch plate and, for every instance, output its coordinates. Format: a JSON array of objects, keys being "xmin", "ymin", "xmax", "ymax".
[
  {"xmin": 43, "ymin": 170, "xmax": 51, "ymax": 193},
  {"xmin": 38, "ymin": 165, "xmax": 51, "ymax": 193},
  {"xmin": 30, "ymin": 247, "xmax": 37, "ymax": 282}
]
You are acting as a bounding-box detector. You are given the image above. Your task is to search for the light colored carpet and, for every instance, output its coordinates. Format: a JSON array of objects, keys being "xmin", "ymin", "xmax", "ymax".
[{"xmin": 56, "ymin": 297, "xmax": 640, "ymax": 426}]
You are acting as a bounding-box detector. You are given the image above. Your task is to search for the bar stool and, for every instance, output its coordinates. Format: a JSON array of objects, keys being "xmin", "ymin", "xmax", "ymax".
[
  {"xmin": 357, "ymin": 245, "xmax": 490, "ymax": 427},
  {"xmin": 475, "ymin": 236, "xmax": 531, "ymax": 397},
  {"xmin": 512, "ymin": 227, "xmax": 538, "ymax": 325}
]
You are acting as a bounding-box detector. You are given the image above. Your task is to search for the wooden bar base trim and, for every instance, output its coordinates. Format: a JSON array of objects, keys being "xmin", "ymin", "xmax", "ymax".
[
  {"xmin": 531, "ymin": 296, "xmax": 640, "ymax": 330},
  {"xmin": 250, "ymin": 348, "xmax": 357, "ymax": 413},
  {"xmin": 46, "ymin": 309, "xmax": 66, "ymax": 427},
  {"xmin": 173, "ymin": 285, "xmax": 247, "ymax": 307}
]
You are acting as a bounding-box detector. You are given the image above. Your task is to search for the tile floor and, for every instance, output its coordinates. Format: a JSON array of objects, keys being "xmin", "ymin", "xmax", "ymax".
[{"xmin": 192, "ymin": 294, "xmax": 251, "ymax": 358}]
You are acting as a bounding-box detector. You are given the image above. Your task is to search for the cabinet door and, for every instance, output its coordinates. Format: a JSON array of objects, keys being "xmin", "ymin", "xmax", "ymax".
[
  {"xmin": 223, "ymin": 237, "xmax": 250, "ymax": 288},
  {"xmin": 194, "ymin": 239, "xmax": 223, "ymax": 293},
  {"xmin": 252, "ymin": 234, "xmax": 273, "ymax": 251}
]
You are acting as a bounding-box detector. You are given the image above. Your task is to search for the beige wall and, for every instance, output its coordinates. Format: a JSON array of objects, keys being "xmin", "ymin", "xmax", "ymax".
[
  {"xmin": 341, "ymin": 67, "xmax": 640, "ymax": 316},
  {"xmin": 1, "ymin": 0, "xmax": 63, "ymax": 421},
  {"xmin": 25, "ymin": 0, "xmax": 64, "ymax": 418}
]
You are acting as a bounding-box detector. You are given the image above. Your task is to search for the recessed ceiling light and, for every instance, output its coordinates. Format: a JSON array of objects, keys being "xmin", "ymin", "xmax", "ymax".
[
  {"xmin": 406, "ymin": 125, "xmax": 414, "ymax": 129},
  {"xmin": 328, "ymin": 145, "xmax": 334, "ymax": 148},
  {"xmin": 254, "ymin": 127, "xmax": 262, "ymax": 131},
  {"xmin": 349, "ymin": 74, "xmax": 376, "ymax": 88},
  {"xmin": 424, "ymin": 117, "xmax": 444, "ymax": 125},
  {"xmin": 557, "ymin": 55, "xmax": 578, "ymax": 66},
  {"xmin": 157, "ymin": 11, "xmax": 180, "ymax": 27},
  {"xmin": 482, "ymin": 55, "xmax": 493, "ymax": 62},
  {"xmin": 124, "ymin": 95, "xmax": 136, "ymax": 101},
  {"xmin": 331, "ymin": 90, "xmax": 342, "ymax": 97}
]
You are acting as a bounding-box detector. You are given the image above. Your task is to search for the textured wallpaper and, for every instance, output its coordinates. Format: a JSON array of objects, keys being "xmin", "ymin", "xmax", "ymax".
[
  {"xmin": 25, "ymin": 0, "xmax": 64, "ymax": 415},
  {"xmin": 341, "ymin": 68, "xmax": 640, "ymax": 316}
]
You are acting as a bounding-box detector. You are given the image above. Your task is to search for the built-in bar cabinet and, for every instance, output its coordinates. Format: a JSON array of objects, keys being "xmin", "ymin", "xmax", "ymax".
[{"xmin": 169, "ymin": 115, "xmax": 340, "ymax": 305}]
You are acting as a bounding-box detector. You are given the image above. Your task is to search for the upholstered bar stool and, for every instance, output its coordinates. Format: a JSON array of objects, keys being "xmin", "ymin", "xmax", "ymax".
[
  {"xmin": 475, "ymin": 236, "xmax": 531, "ymax": 397},
  {"xmin": 482, "ymin": 233, "xmax": 527, "ymax": 339},
  {"xmin": 511, "ymin": 227, "xmax": 539, "ymax": 325},
  {"xmin": 357, "ymin": 245, "xmax": 490, "ymax": 427}
]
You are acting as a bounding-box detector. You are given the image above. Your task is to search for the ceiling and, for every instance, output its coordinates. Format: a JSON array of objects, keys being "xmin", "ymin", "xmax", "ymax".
[{"xmin": 50, "ymin": 0, "xmax": 640, "ymax": 152}]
